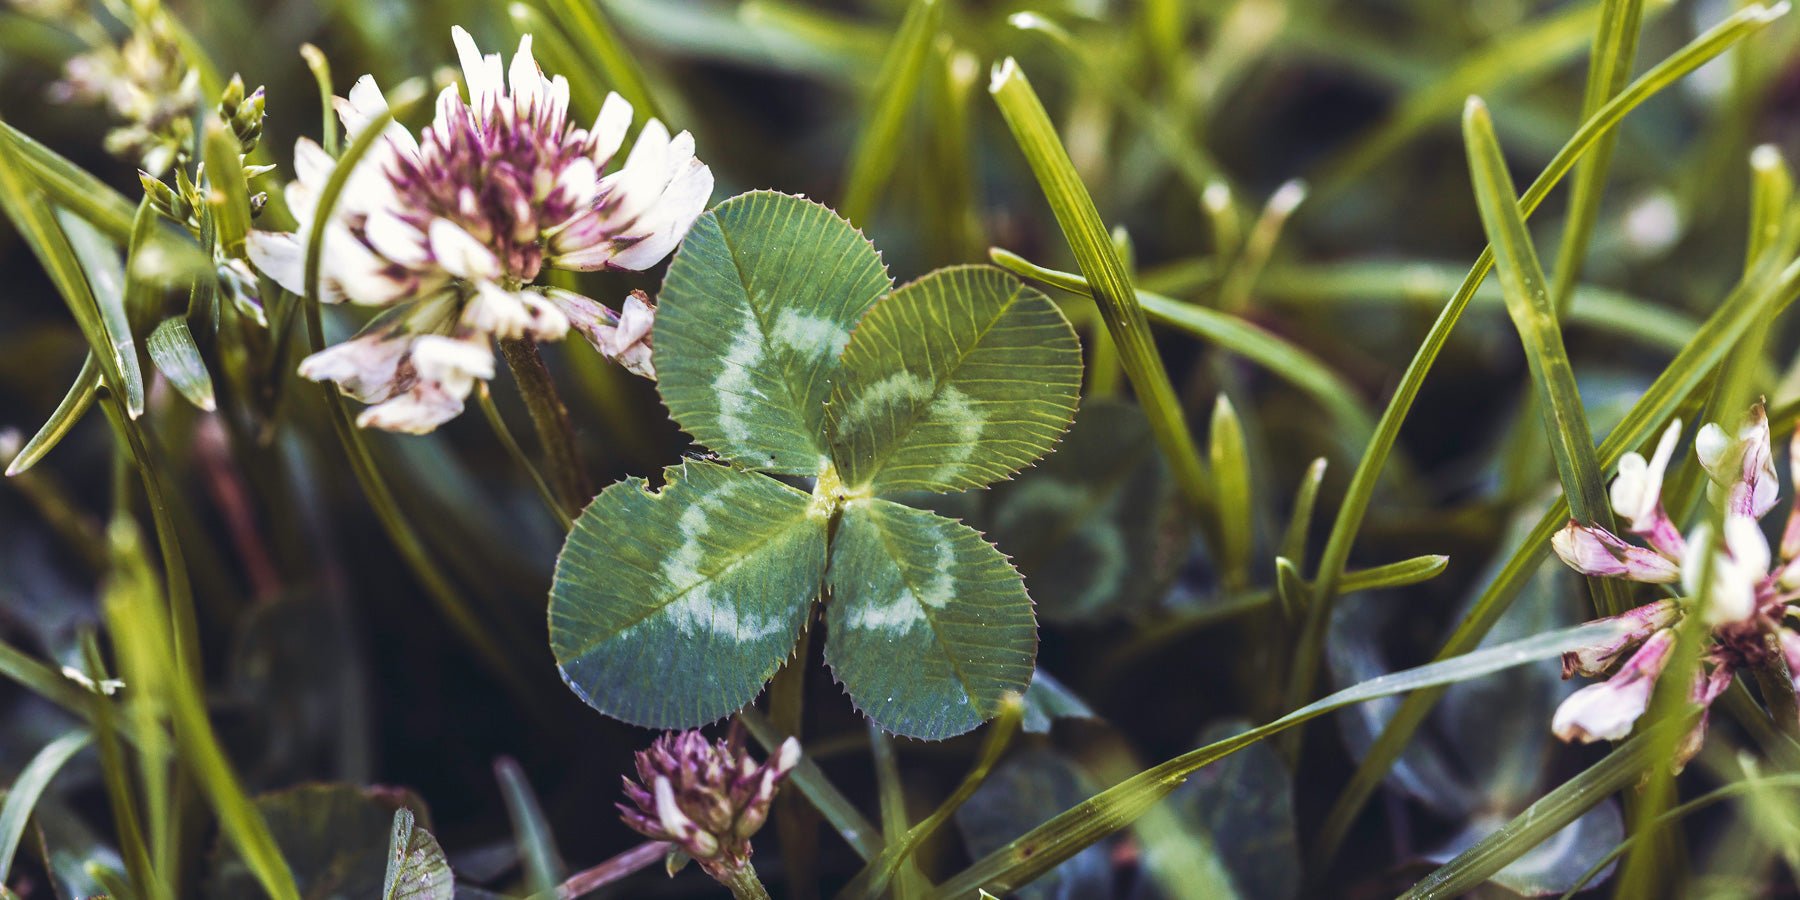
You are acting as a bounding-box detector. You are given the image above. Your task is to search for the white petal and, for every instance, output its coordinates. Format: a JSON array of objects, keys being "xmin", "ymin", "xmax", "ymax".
[
  {"xmin": 591, "ymin": 92, "xmax": 633, "ymax": 164},
  {"xmin": 606, "ymin": 159, "xmax": 713, "ymax": 270},
  {"xmin": 605, "ymin": 119, "xmax": 673, "ymax": 224},
  {"xmin": 508, "ymin": 34, "xmax": 543, "ymax": 115},
  {"xmin": 296, "ymin": 330, "xmax": 410, "ymax": 403},
  {"xmin": 520, "ymin": 293, "xmax": 570, "ymax": 341},
  {"xmin": 246, "ymin": 230, "xmax": 307, "ymax": 296},
  {"xmin": 462, "ymin": 281, "xmax": 534, "ymax": 339},
  {"xmin": 452, "ymin": 25, "xmax": 503, "ymax": 115},
  {"xmin": 363, "ymin": 209, "xmax": 430, "ymax": 266},
  {"xmin": 554, "ymin": 156, "xmax": 599, "ymax": 209},
  {"xmin": 428, "ymin": 218, "xmax": 501, "ymax": 280},
  {"xmin": 411, "ymin": 333, "xmax": 495, "ymax": 383},
  {"xmin": 356, "ymin": 387, "xmax": 465, "ymax": 433}
]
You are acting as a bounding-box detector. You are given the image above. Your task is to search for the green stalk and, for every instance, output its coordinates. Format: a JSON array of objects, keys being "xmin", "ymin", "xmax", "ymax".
[
  {"xmin": 476, "ymin": 385, "xmax": 572, "ymax": 530},
  {"xmin": 498, "ymin": 337, "xmax": 592, "ymax": 519},
  {"xmin": 838, "ymin": 0, "xmax": 941, "ymax": 225}
]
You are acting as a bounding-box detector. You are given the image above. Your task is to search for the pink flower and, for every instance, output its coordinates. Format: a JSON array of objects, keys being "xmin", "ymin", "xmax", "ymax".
[
  {"xmin": 247, "ymin": 27, "xmax": 711, "ymax": 432},
  {"xmin": 1560, "ymin": 599, "xmax": 1679, "ymax": 679},
  {"xmin": 619, "ymin": 730, "xmax": 799, "ymax": 871},
  {"xmin": 1552, "ymin": 628, "xmax": 1675, "ymax": 743},
  {"xmin": 1551, "ymin": 522, "xmax": 1681, "ymax": 583}
]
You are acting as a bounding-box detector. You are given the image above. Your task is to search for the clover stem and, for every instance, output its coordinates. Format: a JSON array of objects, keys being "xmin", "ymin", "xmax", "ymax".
[
  {"xmin": 709, "ymin": 861, "xmax": 774, "ymax": 900},
  {"xmin": 499, "ymin": 336, "xmax": 592, "ymax": 518}
]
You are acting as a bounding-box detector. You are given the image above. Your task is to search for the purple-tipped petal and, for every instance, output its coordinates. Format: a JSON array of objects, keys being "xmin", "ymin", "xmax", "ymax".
[
  {"xmin": 1552, "ymin": 628, "xmax": 1675, "ymax": 743},
  {"xmin": 1551, "ymin": 522, "xmax": 1681, "ymax": 583}
]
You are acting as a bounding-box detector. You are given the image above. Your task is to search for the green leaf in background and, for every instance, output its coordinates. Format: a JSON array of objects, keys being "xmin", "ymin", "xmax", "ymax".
[
  {"xmin": 1137, "ymin": 719, "xmax": 1300, "ymax": 900},
  {"xmin": 985, "ymin": 399, "xmax": 1177, "ymax": 623},
  {"xmin": 207, "ymin": 785, "xmax": 430, "ymax": 900},
  {"xmin": 0, "ymin": 730, "xmax": 93, "ymax": 884},
  {"xmin": 656, "ymin": 190, "xmax": 891, "ymax": 475},
  {"xmin": 825, "ymin": 498, "xmax": 1036, "ymax": 739},
  {"xmin": 381, "ymin": 808, "xmax": 453, "ymax": 900},
  {"xmin": 5, "ymin": 355, "xmax": 99, "ymax": 476},
  {"xmin": 1021, "ymin": 670, "xmax": 1096, "ymax": 734},
  {"xmin": 828, "ymin": 265, "xmax": 1081, "ymax": 495},
  {"xmin": 549, "ymin": 460, "xmax": 827, "ymax": 729}
]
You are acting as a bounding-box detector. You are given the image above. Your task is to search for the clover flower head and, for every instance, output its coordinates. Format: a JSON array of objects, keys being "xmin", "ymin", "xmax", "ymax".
[
  {"xmin": 619, "ymin": 730, "xmax": 800, "ymax": 873},
  {"xmin": 1551, "ymin": 403, "xmax": 1800, "ymax": 769},
  {"xmin": 248, "ymin": 27, "xmax": 711, "ymax": 433}
]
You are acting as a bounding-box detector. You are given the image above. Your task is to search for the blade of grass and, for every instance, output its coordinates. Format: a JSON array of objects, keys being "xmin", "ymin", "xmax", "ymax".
[
  {"xmin": 740, "ymin": 708, "xmax": 882, "ymax": 862},
  {"xmin": 991, "ymin": 250, "xmax": 1378, "ymax": 454},
  {"xmin": 57, "ymin": 210, "xmax": 146, "ymax": 419},
  {"xmin": 1292, "ymin": 3, "xmax": 1789, "ymax": 861},
  {"xmin": 839, "ymin": 0, "xmax": 941, "ymax": 225},
  {"xmin": 103, "ymin": 519, "xmax": 300, "ymax": 900},
  {"xmin": 1280, "ymin": 458, "xmax": 1329, "ymax": 570},
  {"xmin": 78, "ymin": 635, "xmax": 166, "ymax": 900},
  {"xmin": 6, "ymin": 355, "xmax": 100, "ymax": 476},
  {"xmin": 1309, "ymin": 0, "xmax": 1663, "ymax": 198},
  {"xmin": 1210, "ymin": 395, "xmax": 1254, "ymax": 591},
  {"xmin": 535, "ymin": 0, "xmax": 663, "ymax": 121},
  {"xmin": 0, "ymin": 121, "xmax": 137, "ymax": 243},
  {"xmin": 201, "ymin": 119, "xmax": 252, "ymax": 259},
  {"xmin": 1315, "ymin": 214, "xmax": 1800, "ymax": 868},
  {"xmin": 838, "ymin": 698, "xmax": 1023, "ymax": 900},
  {"xmin": 0, "ymin": 116, "xmax": 202, "ymax": 697},
  {"xmin": 496, "ymin": 757, "xmax": 567, "ymax": 895},
  {"xmin": 1462, "ymin": 96, "xmax": 1623, "ymax": 606},
  {"xmin": 990, "ymin": 58, "xmax": 1215, "ymax": 537},
  {"xmin": 146, "ymin": 320, "xmax": 217, "ymax": 413},
  {"xmin": 930, "ymin": 619, "xmax": 1630, "ymax": 898},
  {"xmin": 0, "ymin": 730, "xmax": 93, "ymax": 883},
  {"xmin": 1549, "ymin": 0, "xmax": 1645, "ymax": 316},
  {"xmin": 868, "ymin": 725, "xmax": 926, "ymax": 900},
  {"xmin": 1399, "ymin": 717, "xmax": 1682, "ymax": 898}
]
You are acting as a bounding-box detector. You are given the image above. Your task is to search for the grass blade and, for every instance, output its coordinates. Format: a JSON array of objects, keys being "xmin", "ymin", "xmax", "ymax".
[
  {"xmin": 931, "ymin": 619, "xmax": 1630, "ymax": 898},
  {"xmin": 741, "ymin": 708, "xmax": 883, "ymax": 862},
  {"xmin": 57, "ymin": 210, "xmax": 146, "ymax": 419},
  {"xmin": 202, "ymin": 119, "xmax": 252, "ymax": 259},
  {"xmin": 989, "ymin": 58, "xmax": 1215, "ymax": 535},
  {"xmin": 1291, "ymin": 4, "xmax": 1789, "ymax": 856},
  {"xmin": 6, "ymin": 355, "xmax": 100, "ymax": 476},
  {"xmin": 868, "ymin": 725, "xmax": 926, "ymax": 900},
  {"xmin": 1315, "ymin": 215, "xmax": 1800, "ymax": 867},
  {"xmin": 1211, "ymin": 395, "xmax": 1254, "ymax": 591},
  {"xmin": 495, "ymin": 757, "xmax": 566, "ymax": 894},
  {"xmin": 839, "ymin": 699, "xmax": 1023, "ymax": 900},
  {"xmin": 146, "ymin": 319, "xmax": 217, "ymax": 413},
  {"xmin": 79, "ymin": 635, "xmax": 166, "ymax": 900},
  {"xmin": 0, "ymin": 121, "xmax": 136, "ymax": 243},
  {"xmin": 990, "ymin": 249, "xmax": 1378, "ymax": 445},
  {"xmin": 838, "ymin": 0, "xmax": 941, "ymax": 225},
  {"xmin": 1400, "ymin": 719, "xmax": 1681, "ymax": 898},
  {"xmin": 0, "ymin": 730, "xmax": 93, "ymax": 883},
  {"xmin": 1461, "ymin": 96, "xmax": 1623, "ymax": 608},
  {"xmin": 535, "ymin": 0, "xmax": 663, "ymax": 121}
]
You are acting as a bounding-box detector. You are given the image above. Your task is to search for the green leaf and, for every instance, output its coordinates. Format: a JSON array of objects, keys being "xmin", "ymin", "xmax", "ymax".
[
  {"xmin": 208, "ymin": 785, "xmax": 429, "ymax": 900},
  {"xmin": 1155, "ymin": 720, "xmax": 1300, "ymax": 900},
  {"xmin": 988, "ymin": 59, "xmax": 1213, "ymax": 526},
  {"xmin": 839, "ymin": 0, "xmax": 942, "ymax": 224},
  {"xmin": 0, "ymin": 120, "xmax": 136, "ymax": 243},
  {"xmin": 146, "ymin": 318, "xmax": 217, "ymax": 412},
  {"xmin": 1021, "ymin": 670, "xmax": 1095, "ymax": 734},
  {"xmin": 828, "ymin": 265, "xmax": 1081, "ymax": 494},
  {"xmin": 202, "ymin": 119, "xmax": 252, "ymax": 259},
  {"xmin": 549, "ymin": 460, "xmax": 827, "ymax": 728},
  {"xmin": 1209, "ymin": 395, "xmax": 1253, "ymax": 590},
  {"xmin": 930, "ymin": 618, "xmax": 1629, "ymax": 897},
  {"xmin": 985, "ymin": 399, "xmax": 1177, "ymax": 623},
  {"xmin": 56, "ymin": 210, "xmax": 145, "ymax": 418},
  {"xmin": 953, "ymin": 750, "xmax": 1111, "ymax": 900},
  {"xmin": 656, "ymin": 191, "xmax": 891, "ymax": 474},
  {"xmin": 825, "ymin": 498, "xmax": 1036, "ymax": 739},
  {"xmin": 382, "ymin": 808, "xmax": 453, "ymax": 900},
  {"xmin": 494, "ymin": 757, "xmax": 564, "ymax": 894},
  {"xmin": 5, "ymin": 355, "xmax": 99, "ymax": 477},
  {"xmin": 0, "ymin": 730, "xmax": 93, "ymax": 884}
]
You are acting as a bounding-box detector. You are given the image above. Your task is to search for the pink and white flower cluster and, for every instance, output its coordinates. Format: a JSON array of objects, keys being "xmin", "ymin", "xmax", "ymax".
[
  {"xmin": 619, "ymin": 730, "xmax": 800, "ymax": 872},
  {"xmin": 1550, "ymin": 404, "xmax": 1800, "ymax": 769},
  {"xmin": 248, "ymin": 27, "xmax": 709, "ymax": 432}
]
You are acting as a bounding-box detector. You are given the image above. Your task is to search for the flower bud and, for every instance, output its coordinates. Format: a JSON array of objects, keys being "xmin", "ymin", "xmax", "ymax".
[{"xmin": 619, "ymin": 730, "xmax": 800, "ymax": 871}]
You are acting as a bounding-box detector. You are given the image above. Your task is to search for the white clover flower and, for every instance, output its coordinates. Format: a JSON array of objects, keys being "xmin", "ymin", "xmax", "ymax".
[
  {"xmin": 248, "ymin": 27, "xmax": 712, "ymax": 433},
  {"xmin": 1551, "ymin": 404, "xmax": 1800, "ymax": 769}
]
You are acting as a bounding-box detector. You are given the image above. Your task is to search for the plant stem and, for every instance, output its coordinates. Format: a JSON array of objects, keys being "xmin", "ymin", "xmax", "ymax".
[
  {"xmin": 476, "ymin": 384, "xmax": 573, "ymax": 531},
  {"xmin": 499, "ymin": 337, "xmax": 592, "ymax": 518},
  {"xmin": 710, "ymin": 862, "xmax": 774, "ymax": 900},
  {"xmin": 555, "ymin": 841, "xmax": 668, "ymax": 899}
]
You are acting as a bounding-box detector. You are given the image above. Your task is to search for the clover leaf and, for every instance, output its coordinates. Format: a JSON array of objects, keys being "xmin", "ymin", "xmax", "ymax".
[{"xmin": 548, "ymin": 191, "xmax": 1081, "ymax": 739}]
